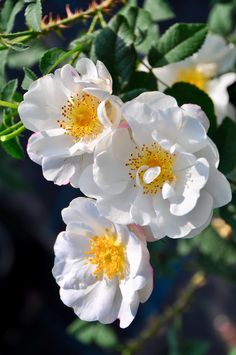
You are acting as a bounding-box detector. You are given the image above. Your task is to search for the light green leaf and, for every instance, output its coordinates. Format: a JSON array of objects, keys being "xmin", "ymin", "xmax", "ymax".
[
  {"xmin": 0, "ymin": 50, "xmax": 8, "ymax": 87},
  {"xmin": 2, "ymin": 137, "xmax": 24, "ymax": 160},
  {"xmin": 229, "ymin": 348, "xmax": 236, "ymax": 355},
  {"xmin": 144, "ymin": 0, "xmax": 175, "ymax": 22},
  {"xmin": 136, "ymin": 23, "xmax": 159, "ymax": 55},
  {"xmin": 39, "ymin": 48, "xmax": 66, "ymax": 74},
  {"xmin": 208, "ymin": 3, "xmax": 236, "ymax": 36},
  {"xmin": 148, "ymin": 23, "xmax": 208, "ymax": 67},
  {"xmin": 0, "ymin": 0, "xmax": 24, "ymax": 32},
  {"xmin": 1, "ymin": 79, "xmax": 18, "ymax": 101},
  {"xmin": 214, "ymin": 117, "xmax": 236, "ymax": 174},
  {"xmin": 22, "ymin": 67, "xmax": 37, "ymax": 90},
  {"xmin": 165, "ymin": 82, "xmax": 216, "ymax": 137},
  {"xmin": 8, "ymin": 43, "xmax": 46, "ymax": 69},
  {"xmin": 25, "ymin": 0, "xmax": 42, "ymax": 32}
]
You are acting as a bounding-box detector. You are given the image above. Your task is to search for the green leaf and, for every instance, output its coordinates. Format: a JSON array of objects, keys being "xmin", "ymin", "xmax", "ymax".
[
  {"xmin": 144, "ymin": 0, "xmax": 175, "ymax": 22},
  {"xmin": 93, "ymin": 14, "xmax": 136, "ymax": 91},
  {"xmin": 22, "ymin": 67, "xmax": 37, "ymax": 90},
  {"xmin": 2, "ymin": 137, "xmax": 24, "ymax": 160},
  {"xmin": 127, "ymin": 71, "xmax": 158, "ymax": 91},
  {"xmin": 0, "ymin": 0, "xmax": 24, "ymax": 32},
  {"xmin": 229, "ymin": 348, "xmax": 236, "ymax": 355},
  {"xmin": 25, "ymin": 0, "xmax": 42, "ymax": 32},
  {"xmin": 120, "ymin": 88, "xmax": 149, "ymax": 102},
  {"xmin": 4, "ymin": 41, "xmax": 29, "ymax": 52},
  {"xmin": 214, "ymin": 117, "xmax": 236, "ymax": 174},
  {"xmin": 94, "ymin": 325, "xmax": 118, "ymax": 349},
  {"xmin": 165, "ymin": 82, "xmax": 217, "ymax": 136},
  {"xmin": 8, "ymin": 43, "xmax": 46, "ymax": 69},
  {"xmin": 136, "ymin": 23, "xmax": 159, "ymax": 55},
  {"xmin": 148, "ymin": 23, "xmax": 208, "ymax": 67},
  {"xmin": 208, "ymin": 3, "xmax": 236, "ymax": 36},
  {"xmin": 39, "ymin": 48, "xmax": 66, "ymax": 74},
  {"xmin": 1, "ymin": 79, "xmax": 18, "ymax": 101},
  {"xmin": 0, "ymin": 50, "xmax": 8, "ymax": 87}
]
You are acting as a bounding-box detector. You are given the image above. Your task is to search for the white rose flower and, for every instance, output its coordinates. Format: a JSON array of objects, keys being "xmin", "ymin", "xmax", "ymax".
[
  {"xmin": 18, "ymin": 58, "xmax": 121, "ymax": 187},
  {"xmin": 151, "ymin": 34, "xmax": 236, "ymax": 123},
  {"xmin": 79, "ymin": 92, "xmax": 231, "ymax": 239},
  {"xmin": 52, "ymin": 197, "xmax": 153, "ymax": 328}
]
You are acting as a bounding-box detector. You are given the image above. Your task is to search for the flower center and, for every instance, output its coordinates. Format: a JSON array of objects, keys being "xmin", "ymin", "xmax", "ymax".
[
  {"xmin": 175, "ymin": 67, "xmax": 208, "ymax": 91},
  {"xmin": 126, "ymin": 143, "xmax": 176, "ymax": 195},
  {"xmin": 59, "ymin": 93, "xmax": 102, "ymax": 140},
  {"xmin": 86, "ymin": 229, "xmax": 126, "ymax": 280}
]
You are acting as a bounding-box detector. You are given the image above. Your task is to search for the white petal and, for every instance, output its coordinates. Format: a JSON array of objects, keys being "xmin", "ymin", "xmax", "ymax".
[
  {"xmin": 79, "ymin": 164, "xmax": 105, "ymax": 199},
  {"xmin": 170, "ymin": 158, "xmax": 209, "ymax": 216},
  {"xmin": 96, "ymin": 60, "xmax": 113, "ymax": 92},
  {"xmin": 143, "ymin": 166, "xmax": 161, "ymax": 184},
  {"xmin": 162, "ymin": 182, "xmax": 175, "ymax": 199},
  {"xmin": 130, "ymin": 191, "xmax": 155, "ymax": 225},
  {"xmin": 76, "ymin": 57, "xmax": 98, "ymax": 80},
  {"xmin": 204, "ymin": 167, "xmax": 232, "ymax": 208},
  {"xmin": 181, "ymin": 104, "xmax": 210, "ymax": 132},
  {"xmin": 42, "ymin": 155, "xmax": 76, "ymax": 185}
]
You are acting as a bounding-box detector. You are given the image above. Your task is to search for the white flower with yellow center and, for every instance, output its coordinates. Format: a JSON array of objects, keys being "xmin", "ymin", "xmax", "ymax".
[
  {"xmin": 152, "ymin": 34, "xmax": 236, "ymax": 122},
  {"xmin": 79, "ymin": 92, "xmax": 231, "ymax": 239},
  {"xmin": 18, "ymin": 58, "xmax": 121, "ymax": 187},
  {"xmin": 52, "ymin": 197, "xmax": 153, "ymax": 328}
]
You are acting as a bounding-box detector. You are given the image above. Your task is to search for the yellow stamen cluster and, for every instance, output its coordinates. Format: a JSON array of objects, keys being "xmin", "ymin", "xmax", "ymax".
[
  {"xmin": 175, "ymin": 67, "xmax": 209, "ymax": 91},
  {"xmin": 86, "ymin": 229, "xmax": 126, "ymax": 280},
  {"xmin": 126, "ymin": 143, "xmax": 176, "ymax": 195},
  {"xmin": 58, "ymin": 93, "xmax": 102, "ymax": 141}
]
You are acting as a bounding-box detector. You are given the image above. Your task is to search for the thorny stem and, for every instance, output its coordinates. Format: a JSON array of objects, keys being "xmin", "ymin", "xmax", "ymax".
[
  {"xmin": 0, "ymin": 0, "xmax": 115, "ymax": 50},
  {"xmin": 121, "ymin": 272, "xmax": 206, "ymax": 355},
  {"xmin": 141, "ymin": 60, "xmax": 170, "ymax": 89}
]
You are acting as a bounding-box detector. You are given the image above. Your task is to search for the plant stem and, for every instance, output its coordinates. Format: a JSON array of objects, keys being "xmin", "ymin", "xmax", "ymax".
[
  {"xmin": 0, "ymin": 0, "xmax": 116, "ymax": 50},
  {"xmin": 0, "ymin": 121, "xmax": 23, "ymax": 136},
  {"xmin": 45, "ymin": 44, "xmax": 83, "ymax": 74},
  {"xmin": 0, "ymin": 100, "xmax": 19, "ymax": 109},
  {"xmin": 0, "ymin": 125, "xmax": 25, "ymax": 142},
  {"xmin": 122, "ymin": 272, "xmax": 206, "ymax": 355},
  {"xmin": 141, "ymin": 60, "xmax": 170, "ymax": 88}
]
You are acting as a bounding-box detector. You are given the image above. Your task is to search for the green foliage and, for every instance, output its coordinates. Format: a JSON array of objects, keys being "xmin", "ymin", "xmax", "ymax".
[
  {"xmin": 25, "ymin": 0, "xmax": 42, "ymax": 32},
  {"xmin": 39, "ymin": 48, "xmax": 66, "ymax": 75},
  {"xmin": 67, "ymin": 319, "xmax": 119, "ymax": 350},
  {"xmin": 144, "ymin": 0, "xmax": 175, "ymax": 22},
  {"xmin": 93, "ymin": 13, "xmax": 136, "ymax": 92},
  {"xmin": 229, "ymin": 349, "xmax": 236, "ymax": 355},
  {"xmin": 0, "ymin": 0, "xmax": 24, "ymax": 32},
  {"xmin": 121, "ymin": 71, "xmax": 158, "ymax": 101},
  {"xmin": 1, "ymin": 79, "xmax": 18, "ymax": 102},
  {"xmin": 22, "ymin": 67, "xmax": 37, "ymax": 90},
  {"xmin": 2, "ymin": 137, "xmax": 24, "ymax": 159},
  {"xmin": 208, "ymin": 3, "xmax": 236, "ymax": 35},
  {"xmin": 165, "ymin": 82, "xmax": 217, "ymax": 136},
  {"xmin": 8, "ymin": 43, "xmax": 46, "ymax": 69},
  {"xmin": 148, "ymin": 23, "xmax": 208, "ymax": 67},
  {"xmin": 214, "ymin": 117, "xmax": 236, "ymax": 174}
]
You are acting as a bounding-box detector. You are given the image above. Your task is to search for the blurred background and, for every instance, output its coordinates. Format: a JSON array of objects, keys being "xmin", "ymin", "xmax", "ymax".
[{"xmin": 1, "ymin": 0, "xmax": 236, "ymax": 354}]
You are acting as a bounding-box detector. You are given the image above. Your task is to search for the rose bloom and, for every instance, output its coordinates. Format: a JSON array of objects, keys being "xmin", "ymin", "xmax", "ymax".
[
  {"xmin": 52, "ymin": 197, "xmax": 153, "ymax": 328},
  {"xmin": 151, "ymin": 34, "xmax": 236, "ymax": 123},
  {"xmin": 79, "ymin": 92, "xmax": 231, "ymax": 239},
  {"xmin": 18, "ymin": 58, "xmax": 121, "ymax": 187}
]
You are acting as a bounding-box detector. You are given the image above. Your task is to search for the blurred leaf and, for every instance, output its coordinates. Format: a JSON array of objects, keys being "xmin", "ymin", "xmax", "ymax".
[
  {"xmin": 69, "ymin": 31, "xmax": 98, "ymax": 50},
  {"xmin": 39, "ymin": 48, "xmax": 66, "ymax": 74},
  {"xmin": 1, "ymin": 79, "xmax": 18, "ymax": 101},
  {"xmin": 148, "ymin": 23, "xmax": 208, "ymax": 67},
  {"xmin": 214, "ymin": 117, "xmax": 236, "ymax": 174},
  {"xmin": 0, "ymin": 50, "xmax": 8, "ymax": 87},
  {"xmin": 181, "ymin": 339, "xmax": 210, "ymax": 355},
  {"xmin": 208, "ymin": 3, "xmax": 236, "ymax": 35},
  {"xmin": 144, "ymin": 0, "xmax": 175, "ymax": 21},
  {"xmin": 229, "ymin": 348, "xmax": 236, "ymax": 355},
  {"xmin": 8, "ymin": 43, "xmax": 46, "ymax": 68},
  {"xmin": 2, "ymin": 137, "xmax": 24, "ymax": 160},
  {"xmin": 22, "ymin": 67, "xmax": 37, "ymax": 90},
  {"xmin": 25, "ymin": 0, "xmax": 42, "ymax": 32},
  {"xmin": 93, "ymin": 14, "xmax": 136, "ymax": 91},
  {"xmin": 120, "ymin": 88, "xmax": 148, "ymax": 102},
  {"xmin": 94, "ymin": 324, "xmax": 119, "ymax": 349},
  {"xmin": 0, "ymin": 0, "xmax": 24, "ymax": 32},
  {"xmin": 165, "ymin": 82, "xmax": 217, "ymax": 136},
  {"xmin": 4, "ymin": 41, "xmax": 29, "ymax": 52}
]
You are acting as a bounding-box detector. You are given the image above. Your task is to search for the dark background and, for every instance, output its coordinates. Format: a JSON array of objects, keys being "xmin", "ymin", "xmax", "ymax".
[{"xmin": 1, "ymin": 1, "xmax": 236, "ymax": 354}]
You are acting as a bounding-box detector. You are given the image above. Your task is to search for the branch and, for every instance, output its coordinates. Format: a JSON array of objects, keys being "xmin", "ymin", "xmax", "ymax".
[{"xmin": 122, "ymin": 272, "xmax": 206, "ymax": 355}]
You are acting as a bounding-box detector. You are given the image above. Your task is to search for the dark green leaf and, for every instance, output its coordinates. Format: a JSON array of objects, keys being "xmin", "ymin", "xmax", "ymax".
[
  {"xmin": 214, "ymin": 117, "xmax": 236, "ymax": 174},
  {"xmin": 0, "ymin": 50, "xmax": 8, "ymax": 87},
  {"xmin": 120, "ymin": 88, "xmax": 148, "ymax": 102},
  {"xmin": 93, "ymin": 14, "xmax": 136, "ymax": 91},
  {"xmin": 2, "ymin": 137, "xmax": 24, "ymax": 160},
  {"xmin": 208, "ymin": 3, "xmax": 236, "ymax": 36},
  {"xmin": 127, "ymin": 71, "xmax": 158, "ymax": 91},
  {"xmin": 144, "ymin": 0, "xmax": 175, "ymax": 22},
  {"xmin": 228, "ymin": 81, "xmax": 236, "ymax": 109},
  {"xmin": 1, "ymin": 79, "xmax": 18, "ymax": 101},
  {"xmin": 25, "ymin": 0, "xmax": 42, "ymax": 32},
  {"xmin": 22, "ymin": 67, "xmax": 37, "ymax": 90},
  {"xmin": 136, "ymin": 23, "xmax": 159, "ymax": 55},
  {"xmin": 148, "ymin": 23, "xmax": 208, "ymax": 67},
  {"xmin": 165, "ymin": 82, "xmax": 217, "ymax": 136},
  {"xmin": 39, "ymin": 48, "xmax": 66, "ymax": 74}
]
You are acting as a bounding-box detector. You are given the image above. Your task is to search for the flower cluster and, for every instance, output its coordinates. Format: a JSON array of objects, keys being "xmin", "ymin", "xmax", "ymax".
[{"xmin": 19, "ymin": 36, "xmax": 232, "ymax": 327}]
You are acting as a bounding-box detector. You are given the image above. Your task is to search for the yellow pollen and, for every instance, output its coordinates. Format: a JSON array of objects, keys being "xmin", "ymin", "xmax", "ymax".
[
  {"xmin": 86, "ymin": 229, "xmax": 126, "ymax": 280},
  {"xmin": 58, "ymin": 93, "xmax": 102, "ymax": 140},
  {"xmin": 175, "ymin": 67, "xmax": 208, "ymax": 91},
  {"xmin": 126, "ymin": 142, "xmax": 176, "ymax": 195}
]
